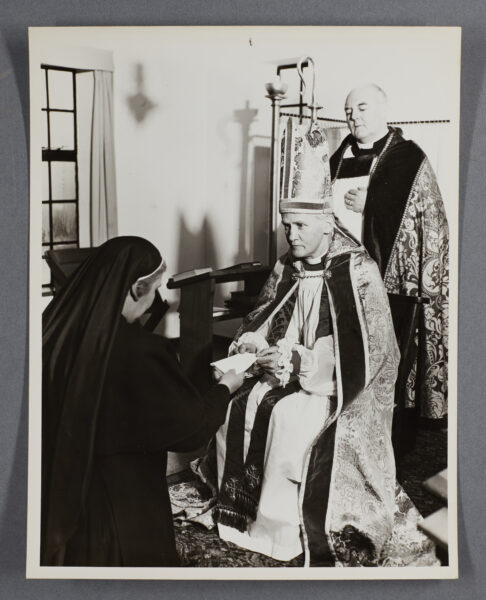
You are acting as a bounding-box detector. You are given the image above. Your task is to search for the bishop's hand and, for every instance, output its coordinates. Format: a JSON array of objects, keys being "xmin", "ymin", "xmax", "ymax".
[
  {"xmin": 256, "ymin": 346, "xmax": 281, "ymax": 375},
  {"xmin": 238, "ymin": 342, "xmax": 257, "ymax": 354}
]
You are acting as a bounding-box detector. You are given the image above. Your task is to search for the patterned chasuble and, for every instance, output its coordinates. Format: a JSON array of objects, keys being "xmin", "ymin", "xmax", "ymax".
[
  {"xmin": 195, "ymin": 230, "xmax": 439, "ymax": 567},
  {"xmin": 214, "ymin": 276, "xmax": 332, "ymax": 532}
]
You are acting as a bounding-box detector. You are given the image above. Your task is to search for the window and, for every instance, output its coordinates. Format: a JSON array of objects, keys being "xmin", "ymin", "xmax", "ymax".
[{"xmin": 41, "ymin": 65, "xmax": 81, "ymax": 294}]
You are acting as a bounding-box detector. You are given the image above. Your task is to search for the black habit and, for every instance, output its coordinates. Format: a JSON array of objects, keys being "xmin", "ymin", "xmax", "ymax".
[
  {"xmin": 63, "ymin": 319, "xmax": 230, "ymax": 567},
  {"xmin": 41, "ymin": 237, "xmax": 231, "ymax": 567}
]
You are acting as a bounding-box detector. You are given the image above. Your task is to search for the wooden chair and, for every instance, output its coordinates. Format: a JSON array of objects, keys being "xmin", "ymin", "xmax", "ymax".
[
  {"xmin": 387, "ymin": 293, "xmax": 430, "ymax": 465},
  {"xmin": 44, "ymin": 247, "xmax": 168, "ymax": 331},
  {"xmin": 44, "ymin": 247, "xmax": 94, "ymax": 292}
]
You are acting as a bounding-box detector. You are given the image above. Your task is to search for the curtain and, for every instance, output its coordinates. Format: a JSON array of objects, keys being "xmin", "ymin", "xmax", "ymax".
[{"xmin": 90, "ymin": 70, "xmax": 118, "ymax": 245}]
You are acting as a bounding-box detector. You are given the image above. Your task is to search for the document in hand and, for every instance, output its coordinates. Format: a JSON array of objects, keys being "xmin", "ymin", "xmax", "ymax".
[{"xmin": 210, "ymin": 352, "xmax": 257, "ymax": 374}]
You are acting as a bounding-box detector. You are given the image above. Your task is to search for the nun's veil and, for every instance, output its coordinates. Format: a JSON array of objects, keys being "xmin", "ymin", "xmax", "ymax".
[{"xmin": 41, "ymin": 236, "xmax": 162, "ymax": 564}]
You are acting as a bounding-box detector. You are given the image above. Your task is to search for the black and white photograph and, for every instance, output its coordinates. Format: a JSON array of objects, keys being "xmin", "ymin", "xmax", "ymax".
[{"xmin": 26, "ymin": 25, "xmax": 459, "ymax": 579}]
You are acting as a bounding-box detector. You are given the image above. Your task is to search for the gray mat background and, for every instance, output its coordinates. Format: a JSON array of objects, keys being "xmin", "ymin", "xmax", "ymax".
[{"xmin": 1, "ymin": 1, "xmax": 484, "ymax": 598}]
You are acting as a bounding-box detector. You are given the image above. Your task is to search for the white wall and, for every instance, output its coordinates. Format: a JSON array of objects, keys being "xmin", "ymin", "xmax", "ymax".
[{"xmin": 30, "ymin": 27, "xmax": 461, "ymax": 335}]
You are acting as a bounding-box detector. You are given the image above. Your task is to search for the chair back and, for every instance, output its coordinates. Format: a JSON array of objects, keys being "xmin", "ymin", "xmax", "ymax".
[
  {"xmin": 44, "ymin": 247, "xmax": 95, "ymax": 292},
  {"xmin": 44, "ymin": 247, "xmax": 168, "ymax": 332},
  {"xmin": 387, "ymin": 293, "xmax": 429, "ymax": 464}
]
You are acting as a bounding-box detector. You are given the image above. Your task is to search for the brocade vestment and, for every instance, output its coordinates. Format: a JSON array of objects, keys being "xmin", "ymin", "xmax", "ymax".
[
  {"xmin": 203, "ymin": 226, "xmax": 438, "ymax": 567},
  {"xmin": 331, "ymin": 128, "xmax": 449, "ymax": 420}
]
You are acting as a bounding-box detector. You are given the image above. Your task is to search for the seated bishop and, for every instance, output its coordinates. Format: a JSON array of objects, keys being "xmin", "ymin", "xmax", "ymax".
[{"xmin": 195, "ymin": 117, "xmax": 438, "ymax": 567}]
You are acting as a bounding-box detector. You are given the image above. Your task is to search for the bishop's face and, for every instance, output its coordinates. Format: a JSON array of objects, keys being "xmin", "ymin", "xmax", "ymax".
[
  {"xmin": 344, "ymin": 86, "xmax": 388, "ymax": 144},
  {"xmin": 282, "ymin": 213, "xmax": 333, "ymax": 260}
]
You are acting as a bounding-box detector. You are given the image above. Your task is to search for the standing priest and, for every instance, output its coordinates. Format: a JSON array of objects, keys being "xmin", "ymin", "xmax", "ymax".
[
  {"xmin": 330, "ymin": 83, "xmax": 449, "ymax": 424},
  {"xmin": 196, "ymin": 118, "xmax": 438, "ymax": 567}
]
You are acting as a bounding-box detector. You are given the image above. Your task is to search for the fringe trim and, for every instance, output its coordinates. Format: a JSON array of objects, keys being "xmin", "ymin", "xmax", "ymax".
[
  {"xmin": 230, "ymin": 488, "xmax": 258, "ymax": 521},
  {"xmin": 213, "ymin": 505, "xmax": 249, "ymax": 533}
]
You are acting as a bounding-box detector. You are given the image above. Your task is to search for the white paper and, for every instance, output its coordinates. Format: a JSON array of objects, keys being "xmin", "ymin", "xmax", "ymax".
[{"xmin": 211, "ymin": 352, "xmax": 257, "ymax": 374}]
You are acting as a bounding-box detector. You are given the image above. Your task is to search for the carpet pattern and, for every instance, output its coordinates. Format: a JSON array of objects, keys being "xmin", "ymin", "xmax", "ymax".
[{"xmin": 169, "ymin": 428, "xmax": 447, "ymax": 568}]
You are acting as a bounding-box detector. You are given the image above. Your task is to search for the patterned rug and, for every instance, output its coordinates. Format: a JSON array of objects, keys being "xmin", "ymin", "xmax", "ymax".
[{"xmin": 168, "ymin": 427, "xmax": 447, "ymax": 568}]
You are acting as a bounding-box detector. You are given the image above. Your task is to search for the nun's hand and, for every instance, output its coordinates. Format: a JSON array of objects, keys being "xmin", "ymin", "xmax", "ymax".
[
  {"xmin": 212, "ymin": 366, "xmax": 224, "ymax": 382},
  {"xmin": 219, "ymin": 369, "xmax": 245, "ymax": 394}
]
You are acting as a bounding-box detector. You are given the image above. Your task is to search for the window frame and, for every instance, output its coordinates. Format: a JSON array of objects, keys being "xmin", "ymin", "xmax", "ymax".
[{"xmin": 41, "ymin": 64, "xmax": 86, "ymax": 294}]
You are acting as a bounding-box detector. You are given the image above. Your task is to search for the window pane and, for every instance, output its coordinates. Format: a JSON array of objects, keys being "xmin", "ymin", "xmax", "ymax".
[
  {"xmin": 42, "ymin": 163, "xmax": 50, "ymax": 200},
  {"xmin": 51, "ymin": 162, "xmax": 76, "ymax": 200},
  {"xmin": 52, "ymin": 203, "xmax": 77, "ymax": 242},
  {"xmin": 42, "ymin": 204, "xmax": 50, "ymax": 244},
  {"xmin": 49, "ymin": 112, "xmax": 74, "ymax": 150},
  {"xmin": 48, "ymin": 70, "xmax": 74, "ymax": 110},
  {"xmin": 42, "ymin": 257, "xmax": 51, "ymax": 286},
  {"xmin": 42, "ymin": 112, "xmax": 49, "ymax": 150}
]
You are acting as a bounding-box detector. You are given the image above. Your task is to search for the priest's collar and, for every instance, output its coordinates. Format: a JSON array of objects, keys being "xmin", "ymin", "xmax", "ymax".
[
  {"xmin": 302, "ymin": 254, "xmax": 326, "ymax": 271},
  {"xmin": 350, "ymin": 131, "xmax": 389, "ymax": 158}
]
